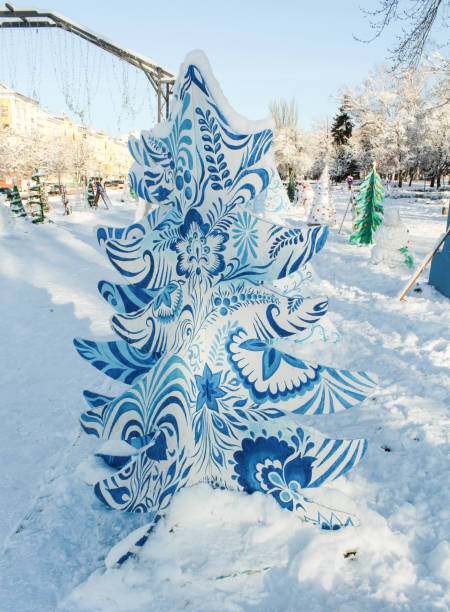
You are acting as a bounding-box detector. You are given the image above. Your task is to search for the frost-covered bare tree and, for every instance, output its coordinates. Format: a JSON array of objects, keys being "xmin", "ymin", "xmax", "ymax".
[
  {"xmin": 426, "ymin": 50, "xmax": 450, "ymax": 75},
  {"xmin": 303, "ymin": 56, "xmax": 448, "ymax": 187},
  {"xmin": 24, "ymin": 131, "xmax": 55, "ymax": 177},
  {"xmin": 358, "ymin": 0, "xmax": 448, "ymax": 69},
  {"xmin": 269, "ymin": 98, "xmax": 299, "ymax": 129},
  {"xmin": 0, "ymin": 128, "xmax": 91, "ymax": 187},
  {"xmin": 49, "ymin": 135, "xmax": 74, "ymax": 185},
  {"xmin": 306, "ymin": 119, "xmax": 334, "ymax": 179},
  {"xmin": 419, "ymin": 73, "xmax": 450, "ymax": 186},
  {"xmin": 346, "ymin": 66, "xmax": 432, "ymax": 185},
  {"xmin": 71, "ymin": 135, "xmax": 96, "ymax": 184},
  {"xmin": 0, "ymin": 129, "xmax": 29, "ymax": 183},
  {"xmin": 271, "ymin": 126, "xmax": 312, "ymax": 179},
  {"xmin": 269, "ymin": 98, "xmax": 311, "ymax": 178}
]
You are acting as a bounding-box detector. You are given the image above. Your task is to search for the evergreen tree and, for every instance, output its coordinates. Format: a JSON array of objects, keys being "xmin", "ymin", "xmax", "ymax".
[
  {"xmin": 331, "ymin": 97, "xmax": 353, "ymax": 146},
  {"xmin": 287, "ymin": 173, "xmax": 296, "ymax": 202},
  {"xmin": 330, "ymin": 98, "xmax": 357, "ymax": 182},
  {"xmin": 9, "ymin": 184, "xmax": 26, "ymax": 218},
  {"xmin": 29, "ymin": 169, "xmax": 45, "ymax": 224},
  {"xmin": 331, "ymin": 145, "xmax": 359, "ymax": 183},
  {"xmin": 350, "ymin": 164, "xmax": 384, "ymax": 245}
]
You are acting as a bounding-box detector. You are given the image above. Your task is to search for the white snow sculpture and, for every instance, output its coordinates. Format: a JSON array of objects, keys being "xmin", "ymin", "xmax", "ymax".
[{"xmin": 371, "ymin": 207, "xmax": 413, "ymax": 267}]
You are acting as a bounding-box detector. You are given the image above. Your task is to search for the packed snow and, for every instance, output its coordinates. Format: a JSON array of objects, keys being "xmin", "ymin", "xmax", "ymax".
[{"xmin": 0, "ymin": 185, "xmax": 448, "ymax": 611}]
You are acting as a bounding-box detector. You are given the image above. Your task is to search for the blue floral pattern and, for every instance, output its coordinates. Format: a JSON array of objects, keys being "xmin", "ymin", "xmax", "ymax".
[
  {"xmin": 152, "ymin": 282, "xmax": 183, "ymax": 322},
  {"xmin": 233, "ymin": 435, "xmax": 315, "ymax": 511},
  {"xmin": 195, "ymin": 364, "xmax": 226, "ymax": 413},
  {"xmin": 74, "ymin": 51, "xmax": 377, "ymax": 565},
  {"xmin": 232, "ymin": 212, "xmax": 259, "ymax": 260},
  {"xmin": 173, "ymin": 209, "xmax": 228, "ymax": 286}
]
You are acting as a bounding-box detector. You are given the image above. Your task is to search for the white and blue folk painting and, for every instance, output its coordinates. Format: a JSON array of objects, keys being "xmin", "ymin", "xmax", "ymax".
[
  {"xmin": 74, "ymin": 51, "xmax": 377, "ymax": 564},
  {"xmin": 271, "ymin": 267, "xmax": 341, "ymax": 344}
]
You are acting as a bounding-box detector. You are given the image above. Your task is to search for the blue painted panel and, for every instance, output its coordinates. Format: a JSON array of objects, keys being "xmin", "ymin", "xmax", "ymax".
[
  {"xmin": 429, "ymin": 208, "xmax": 450, "ymax": 299},
  {"xmin": 75, "ymin": 51, "xmax": 377, "ymax": 562}
]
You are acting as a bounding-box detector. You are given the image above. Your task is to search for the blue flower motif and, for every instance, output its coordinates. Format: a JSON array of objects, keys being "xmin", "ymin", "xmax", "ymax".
[
  {"xmin": 231, "ymin": 211, "xmax": 258, "ymax": 260},
  {"xmin": 233, "ymin": 435, "xmax": 315, "ymax": 510},
  {"xmin": 195, "ymin": 363, "xmax": 226, "ymax": 413},
  {"xmin": 152, "ymin": 282, "xmax": 183, "ymax": 323},
  {"xmin": 154, "ymin": 283, "xmax": 176, "ymax": 310},
  {"xmin": 172, "ymin": 209, "xmax": 228, "ymax": 284},
  {"xmin": 238, "ymin": 338, "xmax": 308, "ymax": 380},
  {"xmin": 152, "ymin": 185, "xmax": 173, "ymax": 202}
]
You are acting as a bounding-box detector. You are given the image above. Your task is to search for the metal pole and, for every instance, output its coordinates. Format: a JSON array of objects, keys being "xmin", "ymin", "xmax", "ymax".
[
  {"xmin": 338, "ymin": 187, "xmax": 354, "ymax": 234},
  {"xmin": 165, "ymin": 82, "xmax": 170, "ymax": 119},
  {"xmin": 157, "ymin": 84, "xmax": 162, "ymax": 123},
  {"xmin": 0, "ymin": 4, "xmax": 176, "ymax": 113},
  {"xmin": 155, "ymin": 68, "xmax": 164, "ymax": 122}
]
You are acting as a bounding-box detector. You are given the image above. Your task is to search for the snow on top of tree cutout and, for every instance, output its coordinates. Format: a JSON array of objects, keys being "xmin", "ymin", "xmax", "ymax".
[{"xmin": 154, "ymin": 50, "xmax": 274, "ymax": 138}]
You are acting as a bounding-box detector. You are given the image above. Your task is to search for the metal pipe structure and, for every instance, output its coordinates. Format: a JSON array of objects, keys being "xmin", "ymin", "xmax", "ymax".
[{"xmin": 0, "ymin": 3, "xmax": 176, "ymax": 120}]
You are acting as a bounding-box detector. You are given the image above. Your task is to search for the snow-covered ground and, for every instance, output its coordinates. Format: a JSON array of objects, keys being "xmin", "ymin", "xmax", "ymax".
[{"xmin": 0, "ymin": 187, "xmax": 449, "ymax": 611}]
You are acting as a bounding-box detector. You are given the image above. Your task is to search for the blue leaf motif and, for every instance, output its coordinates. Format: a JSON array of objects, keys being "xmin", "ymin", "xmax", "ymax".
[{"xmin": 262, "ymin": 347, "xmax": 282, "ymax": 380}]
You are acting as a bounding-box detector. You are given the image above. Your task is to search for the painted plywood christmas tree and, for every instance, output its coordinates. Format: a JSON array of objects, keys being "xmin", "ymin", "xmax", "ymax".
[
  {"xmin": 9, "ymin": 184, "xmax": 26, "ymax": 218},
  {"xmin": 350, "ymin": 164, "xmax": 384, "ymax": 245},
  {"xmin": 29, "ymin": 169, "xmax": 46, "ymax": 224},
  {"xmin": 307, "ymin": 163, "xmax": 336, "ymax": 226},
  {"xmin": 75, "ymin": 51, "xmax": 377, "ymax": 564}
]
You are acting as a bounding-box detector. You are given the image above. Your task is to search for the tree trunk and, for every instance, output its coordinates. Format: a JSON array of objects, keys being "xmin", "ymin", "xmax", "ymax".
[
  {"xmin": 430, "ymin": 176, "xmax": 435, "ymax": 188},
  {"xmin": 437, "ymin": 175, "xmax": 441, "ymax": 189},
  {"xmin": 398, "ymin": 171, "xmax": 403, "ymax": 188}
]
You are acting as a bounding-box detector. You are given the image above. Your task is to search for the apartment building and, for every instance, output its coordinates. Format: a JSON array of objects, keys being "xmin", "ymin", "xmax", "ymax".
[{"xmin": 0, "ymin": 82, "xmax": 132, "ymax": 187}]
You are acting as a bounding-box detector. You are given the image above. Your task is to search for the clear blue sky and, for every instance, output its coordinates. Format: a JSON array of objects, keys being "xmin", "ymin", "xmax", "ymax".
[{"xmin": 0, "ymin": 0, "xmax": 447, "ymax": 136}]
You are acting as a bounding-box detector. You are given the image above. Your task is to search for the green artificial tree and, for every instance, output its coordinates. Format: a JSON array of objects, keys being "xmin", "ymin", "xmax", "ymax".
[
  {"xmin": 87, "ymin": 179, "xmax": 95, "ymax": 207},
  {"xmin": 287, "ymin": 173, "xmax": 296, "ymax": 202},
  {"xmin": 9, "ymin": 183, "xmax": 27, "ymax": 218},
  {"xmin": 29, "ymin": 168, "xmax": 46, "ymax": 224},
  {"xmin": 350, "ymin": 163, "xmax": 384, "ymax": 245}
]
